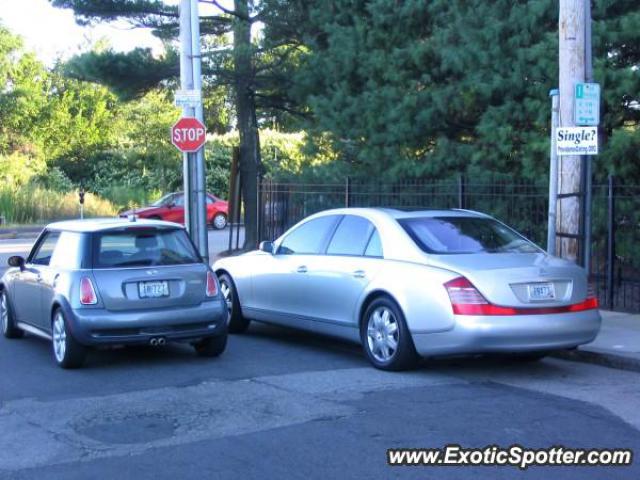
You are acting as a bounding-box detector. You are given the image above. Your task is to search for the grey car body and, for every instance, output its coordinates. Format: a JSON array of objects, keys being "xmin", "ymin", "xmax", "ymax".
[
  {"xmin": 214, "ymin": 208, "xmax": 601, "ymax": 370},
  {"xmin": 0, "ymin": 218, "xmax": 228, "ymax": 368}
]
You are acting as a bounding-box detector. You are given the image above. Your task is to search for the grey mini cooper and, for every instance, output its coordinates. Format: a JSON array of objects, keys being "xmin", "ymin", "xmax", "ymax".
[{"xmin": 0, "ymin": 218, "xmax": 228, "ymax": 368}]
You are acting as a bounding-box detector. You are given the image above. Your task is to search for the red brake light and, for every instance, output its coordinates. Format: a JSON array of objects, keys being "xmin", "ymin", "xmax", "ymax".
[
  {"xmin": 206, "ymin": 271, "xmax": 218, "ymax": 297},
  {"xmin": 80, "ymin": 277, "xmax": 98, "ymax": 305},
  {"xmin": 444, "ymin": 276, "xmax": 599, "ymax": 316}
]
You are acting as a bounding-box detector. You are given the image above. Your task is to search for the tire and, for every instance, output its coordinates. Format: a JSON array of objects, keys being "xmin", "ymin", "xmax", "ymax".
[
  {"xmin": 52, "ymin": 309, "xmax": 87, "ymax": 369},
  {"xmin": 361, "ymin": 296, "xmax": 418, "ymax": 371},
  {"xmin": 194, "ymin": 334, "xmax": 227, "ymax": 357},
  {"xmin": 218, "ymin": 273, "xmax": 250, "ymax": 333},
  {"xmin": 212, "ymin": 213, "xmax": 227, "ymax": 230},
  {"xmin": 1, "ymin": 290, "xmax": 24, "ymax": 339}
]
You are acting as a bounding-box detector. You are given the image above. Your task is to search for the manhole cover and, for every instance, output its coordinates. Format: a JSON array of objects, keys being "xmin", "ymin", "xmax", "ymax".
[{"xmin": 76, "ymin": 415, "xmax": 176, "ymax": 444}]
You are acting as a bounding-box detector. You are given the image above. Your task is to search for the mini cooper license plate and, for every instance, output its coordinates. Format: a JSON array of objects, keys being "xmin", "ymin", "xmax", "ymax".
[
  {"xmin": 528, "ymin": 282, "xmax": 555, "ymax": 301},
  {"xmin": 138, "ymin": 281, "xmax": 169, "ymax": 299}
]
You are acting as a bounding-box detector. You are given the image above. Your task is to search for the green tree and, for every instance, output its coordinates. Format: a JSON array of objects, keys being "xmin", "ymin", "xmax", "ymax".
[{"xmin": 294, "ymin": 0, "xmax": 639, "ymax": 181}]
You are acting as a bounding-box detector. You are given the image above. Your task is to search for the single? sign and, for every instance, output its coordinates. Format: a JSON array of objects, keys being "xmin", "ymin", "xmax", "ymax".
[
  {"xmin": 556, "ymin": 126, "xmax": 598, "ymax": 156},
  {"xmin": 171, "ymin": 117, "xmax": 206, "ymax": 152}
]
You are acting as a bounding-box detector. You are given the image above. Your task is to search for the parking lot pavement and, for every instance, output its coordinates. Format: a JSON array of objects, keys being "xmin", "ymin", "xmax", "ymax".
[{"xmin": 1, "ymin": 322, "xmax": 639, "ymax": 479}]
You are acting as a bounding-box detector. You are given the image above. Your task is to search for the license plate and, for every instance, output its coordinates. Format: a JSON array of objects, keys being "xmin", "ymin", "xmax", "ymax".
[
  {"xmin": 528, "ymin": 282, "xmax": 555, "ymax": 301},
  {"xmin": 138, "ymin": 281, "xmax": 169, "ymax": 299}
]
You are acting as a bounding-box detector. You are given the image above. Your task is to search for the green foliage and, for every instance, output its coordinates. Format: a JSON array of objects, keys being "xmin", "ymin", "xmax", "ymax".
[
  {"xmin": 294, "ymin": 0, "xmax": 639, "ymax": 182},
  {"xmin": 0, "ymin": 186, "xmax": 117, "ymax": 224}
]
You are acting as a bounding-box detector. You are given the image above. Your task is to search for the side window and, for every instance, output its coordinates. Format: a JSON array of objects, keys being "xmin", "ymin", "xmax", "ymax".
[
  {"xmin": 30, "ymin": 232, "xmax": 61, "ymax": 266},
  {"xmin": 326, "ymin": 216, "xmax": 375, "ymax": 256},
  {"xmin": 278, "ymin": 216, "xmax": 339, "ymax": 255},
  {"xmin": 206, "ymin": 196, "xmax": 214, "ymax": 205},
  {"xmin": 50, "ymin": 232, "xmax": 85, "ymax": 269},
  {"xmin": 173, "ymin": 195, "xmax": 185, "ymax": 206},
  {"xmin": 364, "ymin": 230, "xmax": 383, "ymax": 258}
]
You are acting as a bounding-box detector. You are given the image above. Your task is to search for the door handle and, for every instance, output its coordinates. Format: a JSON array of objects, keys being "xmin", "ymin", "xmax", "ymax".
[
  {"xmin": 296, "ymin": 266, "xmax": 308, "ymax": 273},
  {"xmin": 36, "ymin": 275, "xmax": 43, "ymax": 283},
  {"xmin": 353, "ymin": 270, "xmax": 366, "ymax": 278}
]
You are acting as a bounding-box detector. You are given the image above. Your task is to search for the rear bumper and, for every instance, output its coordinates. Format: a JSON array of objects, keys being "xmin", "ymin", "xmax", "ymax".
[
  {"xmin": 411, "ymin": 309, "xmax": 601, "ymax": 357},
  {"xmin": 63, "ymin": 299, "xmax": 228, "ymax": 346}
]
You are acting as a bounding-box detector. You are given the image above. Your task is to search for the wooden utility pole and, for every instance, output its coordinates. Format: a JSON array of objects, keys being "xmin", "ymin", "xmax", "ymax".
[{"xmin": 556, "ymin": 0, "xmax": 586, "ymax": 262}]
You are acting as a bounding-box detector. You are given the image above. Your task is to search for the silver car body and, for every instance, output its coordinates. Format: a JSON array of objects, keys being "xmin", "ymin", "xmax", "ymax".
[
  {"xmin": 214, "ymin": 208, "xmax": 601, "ymax": 357},
  {"xmin": 1, "ymin": 219, "xmax": 227, "ymax": 346}
]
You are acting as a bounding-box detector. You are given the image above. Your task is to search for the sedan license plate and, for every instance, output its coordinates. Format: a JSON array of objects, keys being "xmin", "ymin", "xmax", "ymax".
[
  {"xmin": 138, "ymin": 281, "xmax": 169, "ymax": 299},
  {"xmin": 528, "ymin": 282, "xmax": 555, "ymax": 301}
]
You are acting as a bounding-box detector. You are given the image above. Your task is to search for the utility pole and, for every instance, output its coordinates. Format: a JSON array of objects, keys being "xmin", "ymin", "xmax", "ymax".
[
  {"xmin": 179, "ymin": 0, "xmax": 209, "ymax": 262},
  {"xmin": 556, "ymin": 0, "xmax": 586, "ymax": 262}
]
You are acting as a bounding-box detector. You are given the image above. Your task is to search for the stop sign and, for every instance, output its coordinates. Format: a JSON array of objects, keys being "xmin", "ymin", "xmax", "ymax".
[{"xmin": 171, "ymin": 117, "xmax": 207, "ymax": 152}]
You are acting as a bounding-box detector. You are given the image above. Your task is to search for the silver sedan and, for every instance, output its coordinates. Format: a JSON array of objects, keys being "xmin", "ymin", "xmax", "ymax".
[{"xmin": 214, "ymin": 208, "xmax": 601, "ymax": 370}]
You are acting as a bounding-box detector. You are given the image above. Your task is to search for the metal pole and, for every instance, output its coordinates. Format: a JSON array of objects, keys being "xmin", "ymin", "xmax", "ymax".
[
  {"xmin": 190, "ymin": 0, "xmax": 209, "ymax": 263},
  {"xmin": 179, "ymin": 0, "xmax": 195, "ymax": 237},
  {"xmin": 583, "ymin": 0, "xmax": 594, "ymax": 273},
  {"xmin": 606, "ymin": 175, "xmax": 615, "ymax": 309},
  {"xmin": 547, "ymin": 89, "xmax": 559, "ymax": 255}
]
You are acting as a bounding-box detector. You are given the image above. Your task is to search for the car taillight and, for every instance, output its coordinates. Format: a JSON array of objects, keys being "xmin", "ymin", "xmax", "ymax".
[
  {"xmin": 584, "ymin": 282, "xmax": 599, "ymax": 309},
  {"xmin": 80, "ymin": 277, "xmax": 98, "ymax": 305},
  {"xmin": 206, "ymin": 271, "xmax": 218, "ymax": 297},
  {"xmin": 444, "ymin": 276, "xmax": 599, "ymax": 316}
]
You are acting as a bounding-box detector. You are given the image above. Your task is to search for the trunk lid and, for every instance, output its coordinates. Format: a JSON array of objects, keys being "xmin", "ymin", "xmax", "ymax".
[
  {"xmin": 428, "ymin": 253, "xmax": 588, "ymax": 307},
  {"xmin": 92, "ymin": 264, "xmax": 207, "ymax": 312}
]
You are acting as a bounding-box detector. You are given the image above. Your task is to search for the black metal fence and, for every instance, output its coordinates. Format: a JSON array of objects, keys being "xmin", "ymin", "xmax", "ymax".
[{"xmin": 257, "ymin": 175, "xmax": 640, "ymax": 314}]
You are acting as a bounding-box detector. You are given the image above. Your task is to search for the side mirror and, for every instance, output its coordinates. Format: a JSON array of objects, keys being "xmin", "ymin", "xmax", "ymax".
[
  {"xmin": 8, "ymin": 256, "xmax": 25, "ymax": 270},
  {"xmin": 259, "ymin": 241, "xmax": 274, "ymax": 254}
]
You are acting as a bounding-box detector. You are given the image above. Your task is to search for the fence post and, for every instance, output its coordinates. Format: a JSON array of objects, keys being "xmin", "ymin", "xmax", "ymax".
[
  {"xmin": 606, "ymin": 175, "xmax": 616, "ymax": 310},
  {"xmin": 457, "ymin": 174, "xmax": 466, "ymax": 209},
  {"xmin": 345, "ymin": 176, "xmax": 352, "ymax": 208}
]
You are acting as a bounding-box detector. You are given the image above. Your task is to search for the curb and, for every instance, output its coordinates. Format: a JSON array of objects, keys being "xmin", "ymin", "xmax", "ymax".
[{"xmin": 552, "ymin": 349, "xmax": 640, "ymax": 373}]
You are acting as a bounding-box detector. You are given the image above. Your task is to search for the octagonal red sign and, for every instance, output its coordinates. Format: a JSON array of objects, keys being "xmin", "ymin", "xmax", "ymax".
[{"xmin": 171, "ymin": 117, "xmax": 207, "ymax": 152}]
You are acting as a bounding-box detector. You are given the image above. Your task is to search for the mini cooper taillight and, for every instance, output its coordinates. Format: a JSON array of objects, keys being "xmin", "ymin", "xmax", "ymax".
[
  {"xmin": 80, "ymin": 277, "xmax": 98, "ymax": 305},
  {"xmin": 206, "ymin": 271, "xmax": 218, "ymax": 297}
]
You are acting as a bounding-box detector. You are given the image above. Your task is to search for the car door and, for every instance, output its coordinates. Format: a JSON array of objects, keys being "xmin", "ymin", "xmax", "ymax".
[
  {"xmin": 303, "ymin": 216, "xmax": 385, "ymax": 329},
  {"xmin": 12, "ymin": 231, "xmax": 61, "ymax": 328},
  {"xmin": 165, "ymin": 194, "xmax": 186, "ymax": 224},
  {"xmin": 39, "ymin": 231, "xmax": 85, "ymax": 332},
  {"xmin": 250, "ymin": 215, "xmax": 340, "ymax": 328}
]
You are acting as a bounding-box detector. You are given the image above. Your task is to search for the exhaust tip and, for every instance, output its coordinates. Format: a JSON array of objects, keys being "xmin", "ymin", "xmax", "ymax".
[
  {"xmin": 149, "ymin": 338, "xmax": 158, "ymax": 346},
  {"xmin": 157, "ymin": 338, "xmax": 166, "ymax": 346}
]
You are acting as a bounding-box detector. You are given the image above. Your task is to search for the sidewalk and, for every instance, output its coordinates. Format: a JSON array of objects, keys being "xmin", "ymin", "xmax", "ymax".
[{"xmin": 554, "ymin": 310, "xmax": 640, "ymax": 372}]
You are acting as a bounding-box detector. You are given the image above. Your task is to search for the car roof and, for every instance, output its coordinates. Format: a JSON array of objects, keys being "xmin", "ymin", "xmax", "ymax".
[
  {"xmin": 46, "ymin": 218, "xmax": 184, "ymax": 233},
  {"xmin": 309, "ymin": 207, "xmax": 491, "ymax": 220}
]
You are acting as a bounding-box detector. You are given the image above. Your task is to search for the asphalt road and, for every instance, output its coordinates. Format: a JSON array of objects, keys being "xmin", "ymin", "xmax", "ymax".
[{"xmin": 1, "ymin": 321, "xmax": 639, "ymax": 479}]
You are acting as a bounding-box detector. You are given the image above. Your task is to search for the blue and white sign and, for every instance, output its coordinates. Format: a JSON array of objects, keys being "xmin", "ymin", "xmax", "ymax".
[{"xmin": 575, "ymin": 83, "xmax": 600, "ymax": 126}]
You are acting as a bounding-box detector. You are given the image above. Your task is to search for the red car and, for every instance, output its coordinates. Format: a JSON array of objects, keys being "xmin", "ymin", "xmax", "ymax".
[{"xmin": 120, "ymin": 192, "xmax": 229, "ymax": 229}]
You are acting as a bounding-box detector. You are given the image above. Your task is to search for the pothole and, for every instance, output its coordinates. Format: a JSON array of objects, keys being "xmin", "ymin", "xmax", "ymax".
[{"xmin": 75, "ymin": 414, "xmax": 177, "ymax": 444}]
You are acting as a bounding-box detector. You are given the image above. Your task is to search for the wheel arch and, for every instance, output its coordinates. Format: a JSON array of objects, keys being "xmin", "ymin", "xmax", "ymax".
[{"xmin": 358, "ymin": 289, "xmax": 403, "ymax": 327}]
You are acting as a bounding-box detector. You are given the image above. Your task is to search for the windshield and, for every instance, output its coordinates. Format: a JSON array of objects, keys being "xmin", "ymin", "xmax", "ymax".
[
  {"xmin": 151, "ymin": 194, "xmax": 173, "ymax": 207},
  {"xmin": 93, "ymin": 228, "xmax": 201, "ymax": 268},
  {"xmin": 398, "ymin": 216, "xmax": 540, "ymax": 254}
]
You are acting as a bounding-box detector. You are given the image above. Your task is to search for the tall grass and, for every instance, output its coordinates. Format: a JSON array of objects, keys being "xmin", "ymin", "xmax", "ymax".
[{"xmin": 0, "ymin": 186, "xmax": 118, "ymax": 225}]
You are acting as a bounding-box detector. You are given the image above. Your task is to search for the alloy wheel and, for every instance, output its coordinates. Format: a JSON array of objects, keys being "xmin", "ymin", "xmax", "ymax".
[
  {"xmin": 52, "ymin": 312, "xmax": 67, "ymax": 363},
  {"xmin": 214, "ymin": 215, "xmax": 226, "ymax": 229},
  {"xmin": 220, "ymin": 280, "xmax": 233, "ymax": 322},
  {"xmin": 1, "ymin": 293, "xmax": 8, "ymax": 334},
  {"xmin": 366, "ymin": 306, "xmax": 399, "ymax": 363}
]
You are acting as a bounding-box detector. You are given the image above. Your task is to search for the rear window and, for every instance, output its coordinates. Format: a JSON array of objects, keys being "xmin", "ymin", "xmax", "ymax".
[
  {"xmin": 93, "ymin": 228, "xmax": 201, "ymax": 268},
  {"xmin": 398, "ymin": 216, "xmax": 539, "ymax": 254}
]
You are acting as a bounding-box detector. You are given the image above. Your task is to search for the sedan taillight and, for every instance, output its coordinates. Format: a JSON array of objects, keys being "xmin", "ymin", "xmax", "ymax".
[
  {"xmin": 80, "ymin": 277, "xmax": 98, "ymax": 305},
  {"xmin": 206, "ymin": 271, "xmax": 218, "ymax": 297},
  {"xmin": 444, "ymin": 276, "xmax": 599, "ymax": 316}
]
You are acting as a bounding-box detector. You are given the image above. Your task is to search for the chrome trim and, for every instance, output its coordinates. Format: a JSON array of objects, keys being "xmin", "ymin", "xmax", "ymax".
[{"xmin": 16, "ymin": 322, "xmax": 52, "ymax": 341}]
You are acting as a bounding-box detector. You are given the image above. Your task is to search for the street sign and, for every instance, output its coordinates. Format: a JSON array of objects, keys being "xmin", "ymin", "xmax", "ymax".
[
  {"xmin": 574, "ymin": 82, "xmax": 600, "ymax": 126},
  {"xmin": 556, "ymin": 126, "xmax": 598, "ymax": 156},
  {"xmin": 171, "ymin": 117, "xmax": 207, "ymax": 153},
  {"xmin": 174, "ymin": 89, "xmax": 202, "ymax": 108}
]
